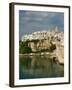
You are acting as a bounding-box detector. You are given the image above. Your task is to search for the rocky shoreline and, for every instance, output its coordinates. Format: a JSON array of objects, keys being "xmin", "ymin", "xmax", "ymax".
[
  {"xmin": 20, "ymin": 29, "xmax": 64, "ymax": 65},
  {"xmin": 19, "ymin": 51, "xmax": 64, "ymax": 65}
]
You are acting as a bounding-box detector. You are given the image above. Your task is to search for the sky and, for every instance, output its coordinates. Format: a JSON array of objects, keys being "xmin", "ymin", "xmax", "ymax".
[{"xmin": 19, "ymin": 10, "xmax": 64, "ymax": 40}]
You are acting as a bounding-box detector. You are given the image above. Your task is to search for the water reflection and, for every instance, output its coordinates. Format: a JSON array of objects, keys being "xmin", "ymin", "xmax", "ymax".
[{"xmin": 19, "ymin": 55, "xmax": 64, "ymax": 79}]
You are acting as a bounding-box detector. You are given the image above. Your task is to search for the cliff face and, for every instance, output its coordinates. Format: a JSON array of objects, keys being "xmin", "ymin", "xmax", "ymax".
[
  {"xmin": 21, "ymin": 30, "xmax": 64, "ymax": 64},
  {"xmin": 28, "ymin": 39, "xmax": 52, "ymax": 52},
  {"xmin": 25, "ymin": 38, "xmax": 64, "ymax": 64},
  {"xmin": 55, "ymin": 42, "xmax": 64, "ymax": 64}
]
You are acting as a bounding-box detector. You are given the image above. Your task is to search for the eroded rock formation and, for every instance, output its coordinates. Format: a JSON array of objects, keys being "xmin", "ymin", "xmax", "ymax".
[{"xmin": 21, "ymin": 30, "xmax": 64, "ymax": 64}]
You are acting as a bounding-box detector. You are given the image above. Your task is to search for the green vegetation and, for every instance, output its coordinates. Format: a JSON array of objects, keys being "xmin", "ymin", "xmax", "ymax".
[
  {"xmin": 19, "ymin": 41, "xmax": 32, "ymax": 54},
  {"xmin": 19, "ymin": 40, "xmax": 56, "ymax": 54}
]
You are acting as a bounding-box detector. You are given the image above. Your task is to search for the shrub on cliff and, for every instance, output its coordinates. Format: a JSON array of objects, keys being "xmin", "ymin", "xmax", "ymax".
[{"xmin": 19, "ymin": 41, "xmax": 32, "ymax": 54}]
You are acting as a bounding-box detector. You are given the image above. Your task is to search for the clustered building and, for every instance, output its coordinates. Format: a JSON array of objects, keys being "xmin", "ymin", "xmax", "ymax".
[{"xmin": 21, "ymin": 27, "xmax": 64, "ymax": 45}]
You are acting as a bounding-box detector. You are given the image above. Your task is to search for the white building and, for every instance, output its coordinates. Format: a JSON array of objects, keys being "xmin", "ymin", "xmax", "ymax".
[{"xmin": 21, "ymin": 27, "xmax": 64, "ymax": 43}]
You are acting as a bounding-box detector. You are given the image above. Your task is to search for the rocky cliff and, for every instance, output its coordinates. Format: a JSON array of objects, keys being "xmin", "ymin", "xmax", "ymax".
[{"xmin": 21, "ymin": 30, "xmax": 64, "ymax": 64}]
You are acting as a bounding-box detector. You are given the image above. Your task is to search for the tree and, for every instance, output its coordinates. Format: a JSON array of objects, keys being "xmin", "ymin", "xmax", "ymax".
[{"xmin": 19, "ymin": 41, "xmax": 32, "ymax": 54}]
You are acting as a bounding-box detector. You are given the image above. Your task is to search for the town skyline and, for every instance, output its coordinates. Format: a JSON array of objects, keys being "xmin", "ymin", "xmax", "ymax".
[{"xmin": 19, "ymin": 10, "xmax": 64, "ymax": 40}]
